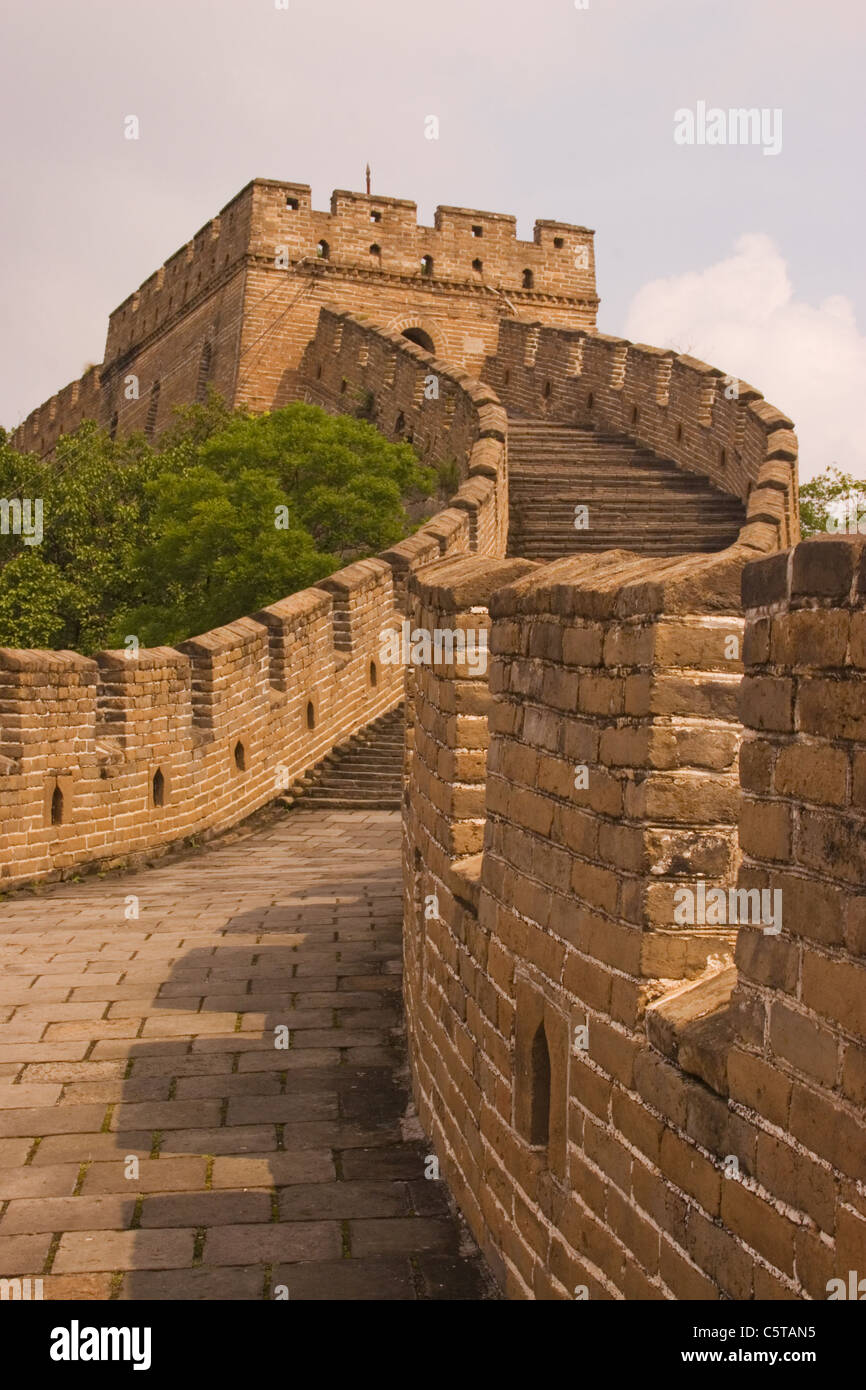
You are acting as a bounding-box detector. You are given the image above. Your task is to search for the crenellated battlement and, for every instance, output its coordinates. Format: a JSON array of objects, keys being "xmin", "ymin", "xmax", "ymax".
[
  {"xmin": 9, "ymin": 178, "xmax": 598, "ymax": 456},
  {"xmin": 103, "ymin": 183, "xmax": 256, "ymax": 366},
  {"xmin": 483, "ymin": 319, "xmax": 800, "ymax": 552},
  {"xmin": 402, "ymin": 535, "xmax": 865, "ymax": 1300},
  {"xmin": 97, "ymin": 178, "xmax": 595, "ymax": 391},
  {"xmin": 11, "ymin": 363, "xmax": 103, "ymax": 458},
  {"xmin": 7, "ymin": 208, "xmax": 856, "ymax": 1305},
  {"xmin": 2, "ymin": 291, "xmax": 799, "ymax": 894},
  {"xmin": 0, "ymin": 311, "xmax": 508, "ymax": 888},
  {"xmin": 246, "ymin": 179, "xmax": 595, "ymax": 295}
]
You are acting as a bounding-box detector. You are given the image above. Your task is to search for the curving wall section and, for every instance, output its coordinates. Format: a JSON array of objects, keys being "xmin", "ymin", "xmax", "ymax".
[
  {"xmin": 0, "ymin": 310, "xmax": 508, "ymax": 889},
  {"xmin": 482, "ymin": 320, "xmax": 799, "ymax": 554},
  {"xmin": 6, "ymin": 286, "xmax": 853, "ymax": 1306},
  {"xmin": 401, "ymin": 535, "xmax": 865, "ymax": 1300}
]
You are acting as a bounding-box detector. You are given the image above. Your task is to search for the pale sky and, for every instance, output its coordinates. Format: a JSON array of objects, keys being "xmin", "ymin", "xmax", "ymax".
[{"xmin": 1, "ymin": 0, "xmax": 863, "ymax": 480}]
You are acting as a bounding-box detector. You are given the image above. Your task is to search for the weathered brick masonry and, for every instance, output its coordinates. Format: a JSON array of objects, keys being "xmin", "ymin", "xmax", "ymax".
[
  {"xmin": 482, "ymin": 319, "xmax": 799, "ymax": 552},
  {"xmin": 11, "ymin": 179, "xmax": 597, "ymax": 457},
  {"xmin": 401, "ymin": 537, "xmax": 865, "ymax": 1299},
  {"xmin": 6, "ymin": 178, "xmax": 857, "ymax": 1301},
  {"xmin": 0, "ymin": 313, "xmax": 508, "ymax": 887}
]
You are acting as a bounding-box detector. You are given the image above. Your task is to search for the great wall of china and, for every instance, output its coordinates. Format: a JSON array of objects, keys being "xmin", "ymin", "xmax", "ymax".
[{"xmin": 2, "ymin": 179, "xmax": 863, "ymax": 1301}]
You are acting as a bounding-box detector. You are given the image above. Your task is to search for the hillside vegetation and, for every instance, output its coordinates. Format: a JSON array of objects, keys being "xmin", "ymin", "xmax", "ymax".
[{"xmin": 0, "ymin": 395, "xmax": 435, "ymax": 652}]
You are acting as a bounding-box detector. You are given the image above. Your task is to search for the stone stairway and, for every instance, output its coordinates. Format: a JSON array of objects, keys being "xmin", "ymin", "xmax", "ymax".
[
  {"xmin": 506, "ymin": 416, "xmax": 746, "ymax": 561},
  {"xmin": 282, "ymin": 705, "xmax": 404, "ymax": 811}
]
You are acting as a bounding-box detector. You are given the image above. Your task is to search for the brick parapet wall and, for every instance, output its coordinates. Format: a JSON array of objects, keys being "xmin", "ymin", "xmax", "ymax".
[
  {"xmin": 297, "ymin": 306, "xmax": 510, "ymax": 562},
  {"xmin": 0, "ymin": 315, "xmax": 509, "ymax": 889},
  {"xmin": 723, "ymin": 534, "xmax": 866, "ymax": 1294},
  {"xmin": 402, "ymin": 537, "xmax": 865, "ymax": 1300},
  {"xmin": 482, "ymin": 320, "xmax": 799, "ymax": 554}
]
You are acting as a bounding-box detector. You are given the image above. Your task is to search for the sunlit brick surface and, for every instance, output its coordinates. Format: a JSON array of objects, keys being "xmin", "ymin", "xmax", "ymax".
[{"xmin": 0, "ymin": 802, "xmax": 497, "ymax": 1300}]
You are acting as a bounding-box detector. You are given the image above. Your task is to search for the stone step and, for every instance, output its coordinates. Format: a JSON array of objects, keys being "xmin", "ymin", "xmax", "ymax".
[
  {"xmin": 327, "ymin": 750, "xmax": 404, "ymax": 765},
  {"xmin": 512, "ymin": 515, "xmax": 742, "ymax": 528},
  {"xmin": 511, "ymin": 504, "xmax": 742, "ymax": 517},
  {"xmin": 308, "ymin": 774, "xmax": 401, "ymax": 789},
  {"xmin": 513, "ymin": 541, "xmax": 729, "ymax": 556},
  {"xmin": 508, "ymin": 480, "xmax": 739, "ymax": 495},
  {"xmin": 511, "ymin": 506, "xmax": 742, "ymax": 520},
  {"xmin": 305, "ymin": 775, "xmax": 401, "ymax": 789},
  {"xmin": 289, "ymin": 795, "xmax": 401, "ymax": 811},
  {"xmin": 508, "ymin": 461, "xmax": 723, "ymax": 478},
  {"xmin": 328, "ymin": 755, "xmax": 403, "ymax": 769},
  {"xmin": 305, "ymin": 786, "xmax": 401, "ymax": 800},
  {"xmin": 505, "ymin": 417, "xmax": 744, "ymax": 561},
  {"xmin": 508, "ymin": 457, "xmax": 717, "ymax": 472},
  {"xmin": 286, "ymin": 705, "xmax": 405, "ymax": 812}
]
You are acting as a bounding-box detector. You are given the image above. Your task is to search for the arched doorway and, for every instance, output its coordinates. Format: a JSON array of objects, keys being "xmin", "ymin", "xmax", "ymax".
[{"xmin": 401, "ymin": 326, "xmax": 435, "ymax": 354}]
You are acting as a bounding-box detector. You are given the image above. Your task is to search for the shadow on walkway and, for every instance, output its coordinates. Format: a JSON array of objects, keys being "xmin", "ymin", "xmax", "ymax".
[{"xmin": 104, "ymin": 848, "xmax": 497, "ymax": 1300}]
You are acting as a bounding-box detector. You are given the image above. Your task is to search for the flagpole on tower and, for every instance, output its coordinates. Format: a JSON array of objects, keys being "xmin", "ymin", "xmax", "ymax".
[{"xmin": 365, "ymin": 163, "xmax": 371, "ymax": 195}]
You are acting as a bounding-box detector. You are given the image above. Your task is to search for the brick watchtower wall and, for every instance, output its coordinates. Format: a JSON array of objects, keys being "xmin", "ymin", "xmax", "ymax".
[
  {"xmin": 10, "ymin": 180, "xmax": 598, "ymax": 457},
  {"xmin": 97, "ymin": 189, "xmax": 255, "ymax": 447},
  {"xmin": 8, "ymin": 365, "xmax": 103, "ymax": 460},
  {"xmin": 235, "ymin": 182, "xmax": 597, "ymax": 415}
]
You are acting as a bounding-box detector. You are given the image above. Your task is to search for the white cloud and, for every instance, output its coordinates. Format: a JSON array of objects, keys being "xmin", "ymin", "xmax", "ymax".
[{"xmin": 623, "ymin": 234, "xmax": 866, "ymax": 482}]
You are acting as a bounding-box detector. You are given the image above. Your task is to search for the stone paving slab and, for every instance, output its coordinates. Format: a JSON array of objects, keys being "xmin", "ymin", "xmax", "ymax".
[{"xmin": 0, "ymin": 808, "xmax": 498, "ymax": 1300}]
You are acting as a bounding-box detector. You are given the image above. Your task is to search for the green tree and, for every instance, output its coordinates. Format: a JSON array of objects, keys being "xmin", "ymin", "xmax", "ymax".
[
  {"xmin": 0, "ymin": 549, "xmax": 78, "ymax": 649},
  {"xmin": 195, "ymin": 403, "xmax": 432, "ymax": 559},
  {"xmin": 0, "ymin": 398, "xmax": 434, "ymax": 654},
  {"xmin": 109, "ymin": 464, "xmax": 336, "ymax": 646},
  {"xmin": 0, "ymin": 423, "xmax": 162, "ymax": 651},
  {"xmin": 156, "ymin": 385, "xmax": 239, "ymax": 450},
  {"xmin": 799, "ymin": 465, "xmax": 866, "ymax": 538}
]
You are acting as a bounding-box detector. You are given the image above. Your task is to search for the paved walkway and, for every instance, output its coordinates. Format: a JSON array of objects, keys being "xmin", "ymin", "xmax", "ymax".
[{"xmin": 0, "ymin": 807, "xmax": 497, "ymax": 1300}]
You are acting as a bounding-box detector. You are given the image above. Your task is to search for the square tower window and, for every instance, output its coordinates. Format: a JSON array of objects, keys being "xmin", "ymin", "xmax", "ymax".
[
  {"xmin": 285, "ymin": 196, "xmax": 299, "ymax": 210},
  {"xmin": 471, "ymin": 225, "xmax": 483, "ymax": 237},
  {"xmin": 554, "ymin": 236, "xmax": 564, "ymax": 248},
  {"xmin": 370, "ymin": 210, "xmax": 382, "ymax": 223}
]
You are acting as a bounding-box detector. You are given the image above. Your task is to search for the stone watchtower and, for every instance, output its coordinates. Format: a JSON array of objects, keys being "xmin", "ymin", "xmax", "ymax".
[{"xmin": 11, "ymin": 179, "xmax": 599, "ymax": 457}]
